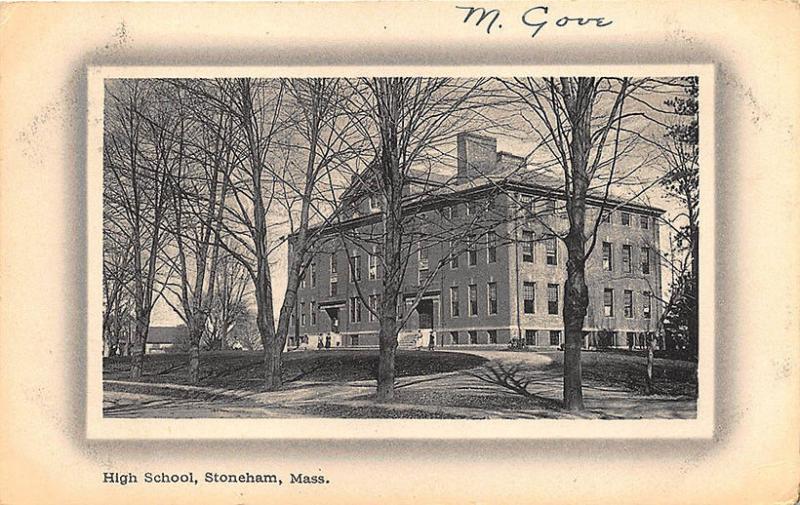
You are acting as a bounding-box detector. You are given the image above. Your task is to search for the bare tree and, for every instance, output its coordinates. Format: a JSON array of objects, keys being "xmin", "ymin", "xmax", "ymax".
[
  {"xmin": 102, "ymin": 215, "xmax": 133, "ymax": 357},
  {"xmin": 104, "ymin": 80, "xmax": 177, "ymax": 378},
  {"xmin": 497, "ymin": 77, "xmax": 635, "ymax": 410},
  {"xmin": 327, "ymin": 77, "xmax": 501, "ymax": 402},
  {"xmin": 170, "ymin": 77, "xmax": 364, "ymax": 389},
  {"xmin": 151, "ymin": 83, "xmax": 238, "ymax": 383},
  {"xmin": 205, "ymin": 252, "xmax": 250, "ymax": 350}
]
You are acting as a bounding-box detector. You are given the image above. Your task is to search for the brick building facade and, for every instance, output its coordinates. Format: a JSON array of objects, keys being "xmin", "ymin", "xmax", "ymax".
[{"xmin": 288, "ymin": 133, "xmax": 663, "ymax": 351}]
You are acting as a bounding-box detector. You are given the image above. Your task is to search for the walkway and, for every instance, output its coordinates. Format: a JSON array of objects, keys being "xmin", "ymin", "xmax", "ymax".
[{"xmin": 103, "ymin": 350, "xmax": 696, "ymax": 419}]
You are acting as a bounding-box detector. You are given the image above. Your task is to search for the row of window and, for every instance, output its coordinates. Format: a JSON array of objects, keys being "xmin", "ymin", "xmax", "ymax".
[
  {"xmin": 602, "ymin": 209, "xmax": 652, "ymax": 230},
  {"xmin": 523, "ymin": 329, "xmax": 563, "ymax": 346},
  {"xmin": 448, "ymin": 282, "xmax": 500, "ymax": 318},
  {"xmin": 602, "ymin": 243, "xmax": 652, "ymax": 274},
  {"xmin": 438, "ymin": 198, "xmax": 498, "ymax": 220},
  {"xmin": 603, "ymin": 288, "xmax": 652, "ymax": 319},
  {"xmin": 368, "ymin": 196, "xmax": 501, "ymax": 218},
  {"xmin": 520, "ymin": 282, "xmax": 561, "ymax": 315},
  {"xmin": 294, "ymin": 329, "xmax": 654, "ymax": 348},
  {"xmin": 299, "ymin": 285, "xmax": 652, "ymax": 327},
  {"xmin": 520, "ymin": 233, "xmax": 558, "ymax": 265},
  {"xmin": 448, "ymin": 329, "xmax": 563, "ymax": 346},
  {"xmin": 449, "ymin": 329, "xmax": 502, "ymax": 345},
  {"xmin": 437, "ymin": 197, "xmax": 653, "ymax": 231},
  {"xmin": 306, "ymin": 236, "xmax": 650, "ymax": 294}
]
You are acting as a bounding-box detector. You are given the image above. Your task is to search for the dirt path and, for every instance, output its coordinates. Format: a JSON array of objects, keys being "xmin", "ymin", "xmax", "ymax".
[{"xmin": 103, "ymin": 350, "xmax": 696, "ymax": 419}]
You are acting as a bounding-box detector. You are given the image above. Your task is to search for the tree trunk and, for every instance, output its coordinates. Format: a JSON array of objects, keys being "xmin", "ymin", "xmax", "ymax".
[
  {"xmin": 563, "ymin": 244, "xmax": 588, "ymax": 411},
  {"xmin": 373, "ymin": 80, "xmax": 405, "ymax": 403},
  {"xmin": 645, "ymin": 333, "xmax": 656, "ymax": 395},
  {"xmin": 129, "ymin": 310, "xmax": 149, "ymax": 379},
  {"xmin": 188, "ymin": 342, "xmax": 200, "ymax": 385},
  {"xmin": 264, "ymin": 339, "xmax": 283, "ymax": 390},
  {"xmin": 376, "ymin": 311, "xmax": 399, "ymax": 402},
  {"xmin": 255, "ymin": 293, "xmax": 281, "ymax": 390},
  {"xmin": 130, "ymin": 344, "xmax": 144, "ymax": 379},
  {"xmin": 558, "ymin": 77, "xmax": 599, "ymax": 411}
]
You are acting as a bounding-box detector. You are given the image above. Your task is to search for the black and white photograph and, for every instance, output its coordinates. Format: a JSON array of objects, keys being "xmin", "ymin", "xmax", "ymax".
[
  {"xmin": 98, "ymin": 72, "xmax": 706, "ymax": 422},
  {"xmin": 2, "ymin": 2, "xmax": 799, "ymax": 504}
]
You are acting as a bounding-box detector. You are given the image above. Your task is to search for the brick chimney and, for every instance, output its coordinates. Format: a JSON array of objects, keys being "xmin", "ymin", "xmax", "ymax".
[
  {"xmin": 457, "ymin": 132, "xmax": 497, "ymax": 180},
  {"xmin": 496, "ymin": 151, "xmax": 526, "ymax": 174}
]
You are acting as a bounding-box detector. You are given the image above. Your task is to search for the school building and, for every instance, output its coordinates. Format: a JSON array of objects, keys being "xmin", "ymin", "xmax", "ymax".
[{"xmin": 288, "ymin": 133, "xmax": 664, "ymax": 351}]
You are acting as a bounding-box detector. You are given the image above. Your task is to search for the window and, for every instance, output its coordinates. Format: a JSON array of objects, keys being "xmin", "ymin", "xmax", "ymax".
[
  {"xmin": 440, "ymin": 206, "xmax": 452, "ymax": 220},
  {"xmin": 350, "ymin": 335, "xmax": 359, "ymax": 346},
  {"xmin": 525, "ymin": 329, "xmax": 537, "ymax": 346},
  {"xmin": 450, "ymin": 331, "xmax": 459, "ymax": 345},
  {"xmin": 487, "ymin": 232, "xmax": 497, "ymax": 263},
  {"xmin": 368, "ymin": 294, "xmax": 379, "ymax": 322},
  {"xmin": 349, "ymin": 296, "xmax": 362, "ymax": 323},
  {"xmin": 418, "ymin": 246, "xmax": 429, "ymax": 272},
  {"xmin": 369, "ymin": 194, "xmax": 380, "ymax": 211},
  {"xmin": 550, "ymin": 330, "xmax": 561, "ymax": 346},
  {"xmin": 330, "ymin": 253, "xmax": 338, "ymax": 275},
  {"xmin": 622, "ymin": 244, "xmax": 632, "ymax": 273},
  {"xmin": 602, "ymin": 242, "xmax": 613, "ymax": 271},
  {"xmin": 300, "ymin": 302, "xmax": 306, "ymax": 326},
  {"xmin": 368, "ymin": 252, "xmax": 377, "ymax": 280},
  {"xmin": 522, "ymin": 231, "xmax": 534, "ymax": 262},
  {"xmin": 488, "ymin": 330, "xmax": 497, "ymax": 344},
  {"xmin": 468, "ymin": 284, "xmax": 478, "ymax": 316},
  {"xmin": 468, "ymin": 330, "xmax": 478, "ymax": 344},
  {"xmin": 449, "ymin": 286, "xmax": 460, "ymax": 317},
  {"xmin": 526, "ymin": 195, "xmax": 537, "ymax": 216},
  {"xmin": 546, "ymin": 237, "xmax": 558, "ymax": 265},
  {"xmin": 487, "ymin": 282, "xmax": 498, "ymax": 315},
  {"xmin": 643, "ymin": 291, "xmax": 652, "ymax": 319},
  {"xmin": 624, "ymin": 290, "xmax": 633, "ymax": 318},
  {"xmin": 640, "ymin": 215, "xmax": 650, "ymax": 229},
  {"xmin": 603, "ymin": 288, "xmax": 614, "ymax": 317},
  {"xmin": 349, "ymin": 254, "xmax": 361, "ymax": 282},
  {"xmin": 466, "ymin": 201, "xmax": 476, "ymax": 216},
  {"xmin": 449, "ymin": 241, "xmax": 460, "ymax": 269},
  {"xmin": 520, "ymin": 195, "xmax": 533, "ymax": 217},
  {"xmin": 523, "ymin": 282, "xmax": 536, "ymax": 314},
  {"xmin": 621, "ymin": 212, "xmax": 631, "ymax": 226},
  {"xmin": 418, "ymin": 246, "xmax": 429, "ymax": 284},
  {"xmin": 467, "ymin": 239, "xmax": 477, "ymax": 266},
  {"xmin": 547, "ymin": 284, "xmax": 559, "ymax": 315},
  {"xmin": 310, "ymin": 301, "xmax": 316, "ymax": 325},
  {"xmin": 300, "ymin": 273, "xmax": 306, "ymax": 289},
  {"xmin": 330, "ymin": 280, "xmax": 338, "ymax": 296},
  {"xmin": 641, "ymin": 246, "xmax": 651, "ymax": 274},
  {"xmin": 310, "ymin": 263, "xmax": 317, "ymax": 287},
  {"xmin": 601, "ymin": 210, "xmax": 611, "ymax": 223},
  {"xmin": 544, "ymin": 199, "xmax": 556, "ymax": 214}
]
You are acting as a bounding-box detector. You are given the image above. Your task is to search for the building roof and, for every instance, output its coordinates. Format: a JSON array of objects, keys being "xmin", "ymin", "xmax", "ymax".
[{"xmin": 293, "ymin": 133, "xmax": 666, "ymax": 239}]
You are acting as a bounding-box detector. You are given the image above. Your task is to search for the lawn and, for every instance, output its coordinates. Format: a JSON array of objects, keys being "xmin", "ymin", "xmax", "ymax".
[
  {"xmin": 104, "ymin": 349, "xmax": 488, "ymax": 389},
  {"xmin": 103, "ymin": 349, "xmax": 697, "ymax": 419},
  {"xmin": 540, "ymin": 349, "xmax": 698, "ymax": 398}
]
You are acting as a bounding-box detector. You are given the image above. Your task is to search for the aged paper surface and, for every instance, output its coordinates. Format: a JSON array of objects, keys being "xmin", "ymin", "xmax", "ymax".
[{"xmin": 1, "ymin": 2, "xmax": 799, "ymax": 504}]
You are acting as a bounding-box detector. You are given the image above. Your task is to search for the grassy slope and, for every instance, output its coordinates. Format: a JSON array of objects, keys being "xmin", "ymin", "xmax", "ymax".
[
  {"xmin": 104, "ymin": 350, "xmax": 488, "ymax": 389},
  {"xmin": 542, "ymin": 350, "xmax": 698, "ymax": 397}
]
